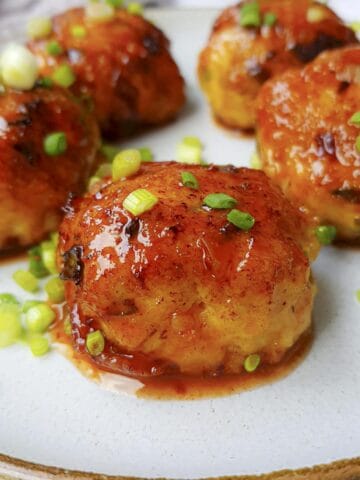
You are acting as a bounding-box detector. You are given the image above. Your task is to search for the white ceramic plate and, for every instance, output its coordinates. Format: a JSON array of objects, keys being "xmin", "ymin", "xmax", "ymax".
[{"xmin": 0, "ymin": 1, "xmax": 360, "ymax": 478}]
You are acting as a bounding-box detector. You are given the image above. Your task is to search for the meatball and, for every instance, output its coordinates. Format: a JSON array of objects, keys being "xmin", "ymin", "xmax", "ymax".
[
  {"xmin": 198, "ymin": 0, "xmax": 357, "ymax": 132},
  {"xmin": 29, "ymin": 7, "xmax": 185, "ymax": 140},
  {"xmin": 257, "ymin": 46, "xmax": 360, "ymax": 242},
  {"xmin": 58, "ymin": 162, "xmax": 319, "ymax": 378},
  {"xmin": 0, "ymin": 84, "xmax": 100, "ymax": 251}
]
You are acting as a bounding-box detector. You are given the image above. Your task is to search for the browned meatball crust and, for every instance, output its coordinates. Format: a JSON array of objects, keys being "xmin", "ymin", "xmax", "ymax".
[
  {"xmin": 0, "ymin": 85, "xmax": 100, "ymax": 251},
  {"xmin": 198, "ymin": 0, "xmax": 357, "ymax": 131},
  {"xmin": 29, "ymin": 7, "xmax": 185, "ymax": 139},
  {"xmin": 58, "ymin": 162, "xmax": 319, "ymax": 378},
  {"xmin": 257, "ymin": 46, "xmax": 360, "ymax": 242}
]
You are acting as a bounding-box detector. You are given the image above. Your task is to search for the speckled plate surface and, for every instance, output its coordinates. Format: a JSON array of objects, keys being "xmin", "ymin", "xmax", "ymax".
[{"xmin": 0, "ymin": 1, "xmax": 360, "ymax": 479}]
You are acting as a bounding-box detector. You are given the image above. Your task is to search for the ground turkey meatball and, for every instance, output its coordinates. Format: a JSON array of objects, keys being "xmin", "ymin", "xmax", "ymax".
[
  {"xmin": 257, "ymin": 46, "xmax": 360, "ymax": 242},
  {"xmin": 198, "ymin": 0, "xmax": 357, "ymax": 132},
  {"xmin": 0, "ymin": 84, "xmax": 100, "ymax": 252},
  {"xmin": 58, "ymin": 162, "xmax": 319, "ymax": 378},
  {"xmin": 29, "ymin": 7, "xmax": 185, "ymax": 140}
]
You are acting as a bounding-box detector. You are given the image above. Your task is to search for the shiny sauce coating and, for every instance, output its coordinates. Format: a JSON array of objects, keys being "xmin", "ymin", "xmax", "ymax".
[{"xmin": 58, "ymin": 162, "xmax": 319, "ymax": 387}]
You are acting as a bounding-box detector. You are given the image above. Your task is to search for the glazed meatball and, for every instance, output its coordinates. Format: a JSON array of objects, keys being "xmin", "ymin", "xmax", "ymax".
[
  {"xmin": 58, "ymin": 162, "xmax": 319, "ymax": 378},
  {"xmin": 29, "ymin": 7, "xmax": 185, "ymax": 140},
  {"xmin": 0, "ymin": 85, "xmax": 100, "ymax": 251},
  {"xmin": 198, "ymin": 0, "xmax": 357, "ymax": 132},
  {"xmin": 257, "ymin": 46, "xmax": 360, "ymax": 242}
]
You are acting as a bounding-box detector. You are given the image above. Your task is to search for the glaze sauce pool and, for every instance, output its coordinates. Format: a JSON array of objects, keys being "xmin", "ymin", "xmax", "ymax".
[{"xmin": 51, "ymin": 309, "xmax": 312, "ymax": 400}]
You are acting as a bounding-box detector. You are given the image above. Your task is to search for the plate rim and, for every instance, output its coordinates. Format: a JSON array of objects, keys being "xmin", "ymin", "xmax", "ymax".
[
  {"xmin": 0, "ymin": 3, "xmax": 359, "ymax": 479},
  {"xmin": 1, "ymin": 453, "xmax": 360, "ymax": 480}
]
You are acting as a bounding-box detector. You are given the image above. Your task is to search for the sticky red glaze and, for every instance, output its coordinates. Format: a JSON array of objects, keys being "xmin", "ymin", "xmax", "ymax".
[
  {"xmin": 257, "ymin": 46, "xmax": 360, "ymax": 242},
  {"xmin": 58, "ymin": 162, "xmax": 319, "ymax": 378},
  {"xmin": 0, "ymin": 85, "xmax": 100, "ymax": 251},
  {"xmin": 198, "ymin": 0, "xmax": 357, "ymax": 131},
  {"xmin": 29, "ymin": 8, "xmax": 185, "ymax": 139}
]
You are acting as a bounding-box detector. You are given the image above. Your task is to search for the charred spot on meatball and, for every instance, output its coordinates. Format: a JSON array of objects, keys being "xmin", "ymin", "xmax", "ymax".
[
  {"xmin": 291, "ymin": 34, "xmax": 346, "ymax": 63},
  {"xmin": 332, "ymin": 188, "xmax": 360, "ymax": 204},
  {"xmin": 60, "ymin": 246, "xmax": 84, "ymax": 285}
]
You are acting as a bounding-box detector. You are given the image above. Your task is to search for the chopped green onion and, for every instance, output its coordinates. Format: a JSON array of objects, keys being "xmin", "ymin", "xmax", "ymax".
[
  {"xmin": 1, "ymin": 44, "xmax": 39, "ymax": 90},
  {"xmin": 263, "ymin": 12, "xmax": 277, "ymax": 27},
  {"xmin": 203, "ymin": 193, "xmax": 237, "ymax": 209},
  {"xmin": 45, "ymin": 277, "xmax": 65, "ymax": 303},
  {"xmin": 28, "ymin": 335, "xmax": 50, "ymax": 356},
  {"xmin": 100, "ymin": 144, "xmax": 120, "ymax": 162},
  {"xmin": 356, "ymin": 289, "xmax": 360, "ymax": 303},
  {"xmin": 27, "ymin": 17, "xmax": 52, "ymax": 39},
  {"xmin": 46, "ymin": 40, "xmax": 63, "ymax": 56},
  {"xmin": 112, "ymin": 149, "xmax": 141, "ymax": 180},
  {"xmin": 85, "ymin": 3, "xmax": 115, "ymax": 22},
  {"xmin": 244, "ymin": 354, "xmax": 261, "ymax": 372},
  {"xmin": 105, "ymin": 0, "xmax": 124, "ymax": 7},
  {"xmin": 22, "ymin": 300, "xmax": 43, "ymax": 313},
  {"xmin": 349, "ymin": 112, "xmax": 360, "ymax": 127},
  {"xmin": 86, "ymin": 330, "xmax": 105, "ymax": 356},
  {"xmin": 87, "ymin": 176, "xmax": 102, "ymax": 191},
  {"xmin": 181, "ymin": 171, "xmax": 199, "ymax": 189},
  {"xmin": 123, "ymin": 189, "xmax": 158, "ymax": 216},
  {"xmin": 13, "ymin": 270, "xmax": 38, "ymax": 293},
  {"xmin": 227, "ymin": 209, "xmax": 255, "ymax": 231},
  {"xmin": 51, "ymin": 232, "xmax": 59, "ymax": 248},
  {"xmin": 139, "ymin": 147, "xmax": 153, "ymax": 162},
  {"xmin": 350, "ymin": 21, "xmax": 360, "ymax": 33},
  {"xmin": 315, "ymin": 225, "xmax": 337, "ymax": 245},
  {"xmin": 52, "ymin": 64, "xmax": 76, "ymax": 88},
  {"xmin": 240, "ymin": 2, "xmax": 261, "ymax": 28},
  {"xmin": 25, "ymin": 304, "xmax": 55, "ymax": 333},
  {"xmin": 64, "ymin": 318, "xmax": 72, "ymax": 336},
  {"xmin": 0, "ymin": 304, "xmax": 22, "ymax": 348},
  {"xmin": 43, "ymin": 132, "xmax": 68, "ymax": 156},
  {"xmin": 356, "ymin": 135, "xmax": 360, "ymax": 153},
  {"xmin": 176, "ymin": 136, "xmax": 203, "ymax": 165},
  {"xmin": 96, "ymin": 163, "xmax": 112, "ymax": 178},
  {"xmin": 71, "ymin": 25, "xmax": 87, "ymax": 38},
  {"xmin": 41, "ymin": 240, "xmax": 58, "ymax": 274},
  {"xmin": 0, "ymin": 293, "xmax": 19, "ymax": 305},
  {"xmin": 28, "ymin": 245, "xmax": 49, "ymax": 278},
  {"xmin": 36, "ymin": 76, "xmax": 53, "ymax": 88},
  {"xmin": 127, "ymin": 2, "xmax": 144, "ymax": 15},
  {"xmin": 306, "ymin": 6, "xmax": 326, "ymax": 23},
  {"xmin": 250, "ymin": 151, "xmax": 262, "ymax": 169}
]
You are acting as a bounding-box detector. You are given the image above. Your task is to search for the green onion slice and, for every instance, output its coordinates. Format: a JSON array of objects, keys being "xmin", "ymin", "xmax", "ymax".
[
  {"xmin": 349, "ymin": 112, "xmax": 360, "ymax": 127},
  {"xmin": 46, "ymin": 40, "xmax": 63, "ymax": 56},
  {"xmin": 52, "ymin": 64, "xmax": 76, "ymax": 88},
  {"xmin": 86, "ymin": 330, "xmax": 105, "ymax": 356},
  {"xmin": 240, "ymin": 1, "xmax": 261, "ymax": 28},
  {"xmin": 25, "ymin": 304, "xmax": 56, "ymax": 334},
  {"xmin": 263, "ymin": 11, "xmax": 277, "ymax": 26},
  {"xmin": 28, "ymin": 245, "xmax": 49, "ymax": 278},
  {"xmin": 244, "ymin": 354, "xmax": 261, "ymax": 372},
  {"xmin": 227, "ymin": 209, "xmax": 255, "ymax": 231},
  {"xmin": 203, "ymin": 193, "xmax": 237, "ymax": 209},
  {"xmin": 123, "ymin": 189, "xmax": 158, "ymax": 216},
  {"xmin": 28, "ymin": 335, "xmax": 50, "ymax": 356},
  {"xmin": 43, "ymin": 132, "xmax": 68, "ymax": 156},
  {"xmin": 0, "ymin": 304, "xmax": 22, "ymax": 348},
  {"xmin": 13, "ymin": 270, "xmax": 38, "ymax": 293},
  {"xmin": 0, "ymin": 293, "xmax": 19, "ymax": 305},
  {"xmin": 315, "ymin": 225, "xmax": 337, "ymax": 245},
  {"xmin": 181, "ymin": 171, "xmax": 199, "ymax": 189},
  {"xmin": 45, "ymin": 277, "xmax": 65, "ymax": 304}
]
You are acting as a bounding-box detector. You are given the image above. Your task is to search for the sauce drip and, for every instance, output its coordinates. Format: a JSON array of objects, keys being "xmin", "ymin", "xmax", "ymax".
[{"xmin": 51, "ymin": 307, "xmax": 312, "ymax": 400}]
